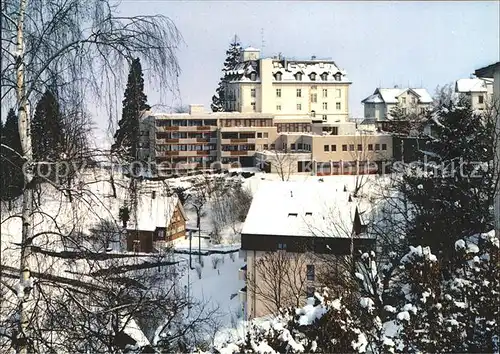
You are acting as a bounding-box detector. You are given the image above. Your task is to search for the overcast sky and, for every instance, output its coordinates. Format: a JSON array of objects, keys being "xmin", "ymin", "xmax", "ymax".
[{"xmin": 95, "ymin": 0, "xmax": 499, "ymax": 140}]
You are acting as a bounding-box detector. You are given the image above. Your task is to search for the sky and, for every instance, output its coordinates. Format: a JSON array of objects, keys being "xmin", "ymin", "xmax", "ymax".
[{"xmin": 101, "ymin": 0, "xmax": 500, "ymax": 139}]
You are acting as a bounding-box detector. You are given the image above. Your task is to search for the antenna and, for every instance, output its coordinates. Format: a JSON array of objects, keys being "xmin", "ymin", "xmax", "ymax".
[{"xmin": 261, "ymin": 28, "xmax": 265, "ymax": 56}]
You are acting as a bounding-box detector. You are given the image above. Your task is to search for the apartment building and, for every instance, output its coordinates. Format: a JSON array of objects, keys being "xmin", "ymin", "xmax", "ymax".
[
  {"xmin": 142, "ymin": 105, "xmax": 278, "ymax": 173},
  {"xmin": 141, "ymin": 104, "xmax": 394, "ymax": 175},
  {"xmin": 361, "ymin": 87, "xmax": 433, "ymax": 121},
  {"xmin": 223, "ymin": 47, "xmax": 352, "ymax": 124},
  {"xmin": 455, "ymin": 77, "xmax": 494, "ymax": 111},
  {"xmin": 238, "ymin": 181, "xmax": 375, "ymax": 320},
  {"xmin": 256, "ymin": 131, "xmax": 393, "ymax": 175},
  {"xmin": 474, "ymin": 62, "xmax": 500, "ymax": 238}
]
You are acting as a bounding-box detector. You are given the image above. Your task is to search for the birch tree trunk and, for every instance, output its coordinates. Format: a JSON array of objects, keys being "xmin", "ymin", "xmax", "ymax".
[{"xmin": 15, "ymin": 0, "xmax": 33, "ymax": 352}]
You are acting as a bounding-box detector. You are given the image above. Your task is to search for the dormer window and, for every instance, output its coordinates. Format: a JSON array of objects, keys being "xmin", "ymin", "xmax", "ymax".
[
  {"xmin": 295, "ymin": 72, "xmax": 303, "ymax": 81},
  {"xmin": 321, "ymin": 72, "xmax": 328, "ymax": 81},
  {"xmin": 275, "ymin": 72, "xmax": 282, "ymax": 81},
  {"xmin": 250, "ymin": 72, "xmax": 257, "ymax": 81},
  {"xmin": 309, "ymin": 72, "xmax": 316, "ymax": 81},
  {"xmin": 334, "ymin": 73, "xmax": 342, "ymax": 81},
  {"xmin": 311, "ymin": 110, "xmax": 316, "ymax": 118}
]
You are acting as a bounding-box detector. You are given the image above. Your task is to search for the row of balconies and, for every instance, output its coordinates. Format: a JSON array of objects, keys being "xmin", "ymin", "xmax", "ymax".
[
  {"xmin": 156, "ymin": 150, "xmax": 217, "ymax": 157},
  {"xmin": 157, "ymin": 126, "xmax": 216, "ymax": 132},
  {"xmin": 156, "ymin": 138, "xmax": 217, "ymax": 144}
]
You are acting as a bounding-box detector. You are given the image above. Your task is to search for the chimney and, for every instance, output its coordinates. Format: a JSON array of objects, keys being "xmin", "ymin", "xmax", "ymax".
[
  {"xmin": 290, "ymin": 191, "xmax": 293, "ymax": 198},
  {"xmin": 188, "ymin": 104, "xmax": 204, "ymax": 115},
  {"xmin": 311, "ymin": 55, "xmax": 316, "ymax": 60}
]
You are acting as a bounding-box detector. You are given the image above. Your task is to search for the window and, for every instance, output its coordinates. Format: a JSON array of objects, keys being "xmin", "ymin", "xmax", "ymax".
[
  {"xmin": 336, "ymin": 102, "xmax": 341, "ymax": 110},
  {"xmin": 306, "ymin": 265, "xmax": 315, "ymax": 281},
  {"xmin": 291, "ymin": 144, "xmax": 296, "ymax": 150},
  {"xmin": 382, "ymin": 143, "xmax": 387, "ymax": 151},
  {"xmin": 276, "ymin": 88, "xmax": 281, "ymax": 97},
  {"xmin": 324, "ymin": 145, "xmax": 330, "ymax": 152},
  {"xmin": 331, "ymin": 145, "xmax": 337, "ymax": 151},
  {"xmin": 478, "ymin": 95, "xmax": 484, "ymax": 104},
  {"xmin": 310, "ymin": 73, "xmax": 316, "ymax": 81},
  {"xmin": 275, "ymin": 72, "xmax": 282, "ymax": 81},
  {"xmin": 342, "ymin": 144, "xmax": 348, "ymax": 151},
  {"xmin": 322, "ymin": 89, "xmax": 328, "ymax": 98},
  {"xmin": 401, "ymin": 108, "xmax": 407, "ymax": 115},
  {"xmin": 332, "ymin": 127, "xmax": 339, "ymax": 135},
  {"xmin": 306, "ymin": 286, "xmax": 315, "ymax": 298},
  {"xmin": 251, "ymin": 88, "xmax": 256, "ymax": 98},
  {"xmin": 263, "ymin": 132, "xmax": 268, "ymax": 138},
  {"xmin": 321, "ymin": 72, "xmax": 328, "ymax": 81},
  {"xmin": 276, "ymin": 105, "xmax": 282, "ymax": 111},
  {"xmin": 401, "ymin": 97, "xmax": 406, "ymax": 104},
  {"xmin": 264, "ymin": 144, "xmax": 268, "ymax": 150},
  {"xmin": 368, "ymin": 144, "xmax": 373, "ymax": 151},
  {"xmin": 349, "ymin": 144, "xmax": 355, "ymax": 151},
  {"xmin": 420, "ymin": 107, "xmax": 426, "ymax": 114},
  {"xmin": 334, "ymin": 73, "xmax": 342, "ymax": 81},
  {"xmin": 311, "ymin": 93, "xmax": 317, "ymax": 103},
  {"xmin": 322, "ymin": 102, "xmax": 328, "ymax": 110},
  {"xmin": 412, "ymin": 97, "xmax": 416, "ymax": 103},
  {"xmin": 295, "ymin": 72, "xmax": 302, "ymax": 81},
  {"xmin": 250, "ymin": 72, "xmax": 256, "ymax": 81},
  {"xmin": 270, "ymin": 144, "xmax": 275, "ymax": 149},
  {"xmin": 257, "ymin": 132, "xmax": 262, "ymax": 138},
  {"xmin": 357, "ymin": 144, "xmax": 363, "ymax": 151},
  {"xmin": 296, "ymin": 89, "xmax": 302, "ymax": 98},
  {"xmin": 311, "ymin": 110, "xmax": 316, "ymax": 117},
  {"xmin": 335, "ymin": 89, "xmax": 341, "ymax": 98},
  {"xmin": 277, "ymin": 243, "xmax": 287, "ymax": 250},
  {"xmin": 297, "ymin": 103, "xmax": 302, "ymax": 111},
  {"xmin": 375, "ymin": 143, "xmax": 380, "ymax": 151},
  {"xmin": 322, "ymin": 114, "xmax": 327, "ymax": 121},
  {"xmin": 251, "ymin": 102, "xmax": 256, "ymax": 111}
]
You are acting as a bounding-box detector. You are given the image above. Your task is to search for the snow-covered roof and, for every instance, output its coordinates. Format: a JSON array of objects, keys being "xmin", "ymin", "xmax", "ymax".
[
  {"xmin": 244, "ymin": 46, "xmax": 260, "ymax": 51},
  {"xmin": 455, "ymin": 78, "xmax": 490, "ymax": 93},
  {"xmin": 362, "ymin": 88, "xmax": 433, "ymax": 104},
  {"xmin": 226, "ymin": 58, "xmax": 351, "ymax": 83},
  {"xmin": 241, "ymin": 181, "xmax": 368, "ymax": 238}
]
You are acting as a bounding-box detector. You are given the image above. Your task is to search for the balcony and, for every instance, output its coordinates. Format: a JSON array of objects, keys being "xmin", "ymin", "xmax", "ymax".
[
  {"xmin": 157, "ymin": 151, "xmax": 179, "ymax": 157},
  {"xmin": 196, "ymin": 126, "xmax": 214, "ymax": 131},
  {"xmin": 230, "ymin": 138, "xmax": 248, "ymax": 143},
  {"xmin": 229, "ymin": 151, "xmax": 251, "ymax": 156},
  {"xmin": 166, "ymin": 138, "xmax": 180, "ymax": 143},
  {"xmin": 196, "ymin": 138, "xmax": 211, "ymax": 143},
  {"xmin": 238, "ymin": 264, "xmax": 247, "ymax": 281}
]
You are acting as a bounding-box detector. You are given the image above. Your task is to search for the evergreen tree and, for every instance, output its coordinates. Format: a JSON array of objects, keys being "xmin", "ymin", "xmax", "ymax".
[
  {"xmin": 112, "ymin": 57, "xmax": 150, "ymax": 162},
  {"xmin": 31, "ymin": 89, "xmax": 65, "ymax": 161},
  {"xmin": 401, "ymin": 96, "xmax": 496, "ymax": 269},
  {"xmin": 211, "ymin": 35, "xmax": 242, "ymax": 112},
  {"xmin": 1, "ymin": 109, "xmax": 24, "ymax": 200}
]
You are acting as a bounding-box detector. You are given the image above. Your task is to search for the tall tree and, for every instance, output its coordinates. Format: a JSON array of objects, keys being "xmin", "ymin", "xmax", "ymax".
[
  {"xmin": 0, "ymin": 109, "xmax": 24, "ymax": 201},
  {"xmin": 401, "ymin": 95, "xmax": 497, "ymax": 269},
  {"xmin": 31, "ymin": 90, "xmax": 64, "ymax": 161},
  {"xmin": 112, "ymin": 58, "xmax": 150, "ymax": 162},
  {"xmin": 211, "ymin": 35, "xmax": 242, "ymax": 112}
]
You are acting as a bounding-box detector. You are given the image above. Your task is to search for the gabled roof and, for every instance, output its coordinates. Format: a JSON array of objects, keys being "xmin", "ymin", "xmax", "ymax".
[
  {"xmin": 241, "ymin": 181, "xmax": 369, "ymax": 238},
  {"xmin": 455, "ymin": 78, "xmax": 490, "ymax": 93},
  {"xmin": 361, "ymin": 88, "xmax": 433, "ymax": 104},
  {"xmin": 475, "ymin": 61, "xmax": 500, "ymax": 78}
]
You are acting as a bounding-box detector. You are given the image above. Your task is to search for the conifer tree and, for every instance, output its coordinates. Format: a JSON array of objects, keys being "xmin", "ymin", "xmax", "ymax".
[
  {"xmin": 31, "ymin": 89, "xmax": 65, "ymax": 161},
  {"xmin": 112, "ymin": 58, "xmax": 150, "ymax": 162},
  {"xmin": 401, "ymin": 95, "xmax": 496, "ymax": 268},
  {"xmin": 211, "ymin": 35, "xmax": 242, "ymax": 112},
  {"xmin": 1, "ymin": 109, "xmax": 24, "ymax": 200}
]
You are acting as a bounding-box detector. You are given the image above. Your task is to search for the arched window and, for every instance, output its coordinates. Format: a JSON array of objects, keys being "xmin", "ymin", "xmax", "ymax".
[
  {"xmin": 250, "ymin": 72, "xmax": 257, "ymax": 81},
  {"xmin": 275, "ymin": 72, "xmax": 282, "ymax": 81},
  {"xmin": 321, "ymin": 72, "xmax": 328, "ymax": 81},
  {"xmin": 334, "ymin": 72, "xmax": 342, "ymax": 81},
  {"xmin": 295, "ymin": 72, "xmax": 302, "ymax": 81},
  {"xmin": 309, "ymin": 72, "xmax": 316, "ymax": 81},
  {"xmin": 311, "ymin": 110, "xmax": 316, "ymax": 118}
]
